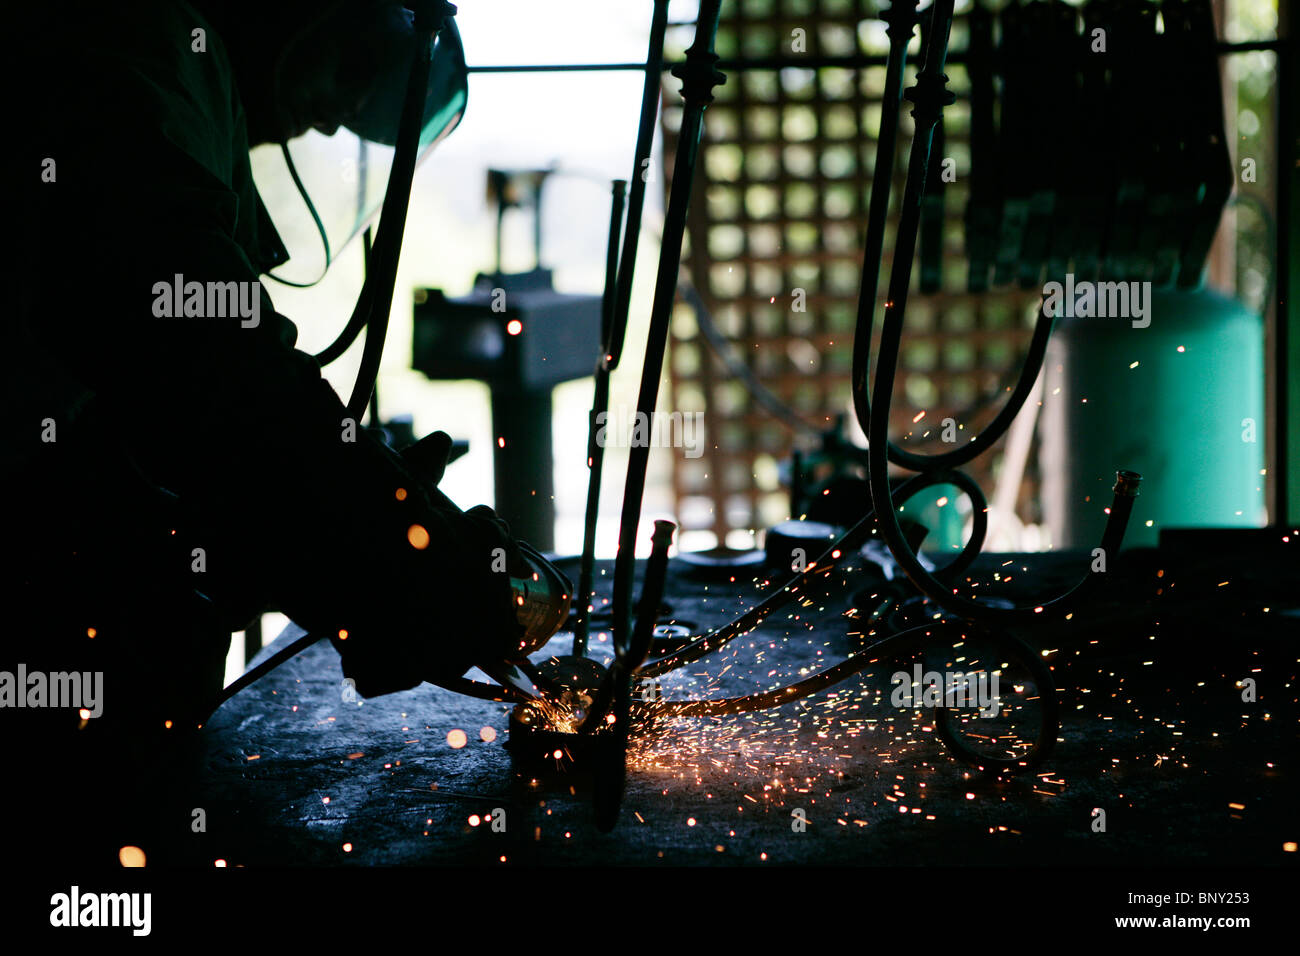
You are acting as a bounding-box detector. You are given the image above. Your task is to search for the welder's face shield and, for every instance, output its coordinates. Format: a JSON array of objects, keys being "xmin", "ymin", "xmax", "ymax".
[{"xmin": 251, "ymin": 3, "xmax": 467, "ymax": 285}]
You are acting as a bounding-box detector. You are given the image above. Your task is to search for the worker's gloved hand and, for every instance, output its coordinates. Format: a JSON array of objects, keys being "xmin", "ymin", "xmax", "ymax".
[
  {"xmin": 403, "ymin": 430, "xmax": 532, "ymax": 578},
  {"xmin": 324, "ymin": 431, "xmax": 531, "ymax": 699},
  {"xmin": 401, "ymin": 429, "xmax": 457, "ymax": 487}
]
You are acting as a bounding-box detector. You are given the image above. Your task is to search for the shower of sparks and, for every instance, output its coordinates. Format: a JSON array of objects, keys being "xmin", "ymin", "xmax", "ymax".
[
  {"xmin": 389, "ymin": 536, "xmax": 1298, "ymax": 859},
  {"xmin": 594, "ymin": 556, "xmax": 1074, "ymax": 831}
]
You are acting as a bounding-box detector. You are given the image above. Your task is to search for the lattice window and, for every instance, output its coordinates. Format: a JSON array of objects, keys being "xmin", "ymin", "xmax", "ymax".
[{"xmin": 660, "ymin": 0, "xmax": 1043, "ymax": 552}]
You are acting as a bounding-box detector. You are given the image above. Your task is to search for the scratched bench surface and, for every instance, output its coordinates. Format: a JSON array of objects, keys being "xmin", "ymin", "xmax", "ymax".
[{"xmin": 190, "ymin": 551, "xmax": 1299, "ymax": 866}]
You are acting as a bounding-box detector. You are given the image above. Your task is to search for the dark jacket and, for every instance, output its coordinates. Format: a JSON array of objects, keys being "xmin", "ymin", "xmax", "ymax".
[{"xmin": 4, "ymin": 0, "xmax": 516, "ymax": 719}]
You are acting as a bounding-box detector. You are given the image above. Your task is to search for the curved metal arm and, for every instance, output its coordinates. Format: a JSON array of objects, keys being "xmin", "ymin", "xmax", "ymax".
[
  {"xmin": 655, "ymin": 618, "xmax": 965, "ymax": 717},
  {"xmin": 636, "ymin": 467, "xmax": 989, "ymax": 679},
  {"xmin": 850, "ymin": 0, "xmax": 1053, "ymax": 475},
  {"xmin": 857, "ymin": 0, "xmax": 1142, "ymax": 626}
]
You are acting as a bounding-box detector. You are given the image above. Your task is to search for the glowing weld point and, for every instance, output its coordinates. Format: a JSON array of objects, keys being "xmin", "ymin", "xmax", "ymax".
[
  {"xmin": 342, "ymin": 843, "xmax": 353, "ymax": 852},
  {"xmin": 395, "ymin": 487, "xmax": 408, "ymax": 501},
  {"xmin": 79, "ymin": 708, "xmax": 91, "ymax": 720},
  {"xmin": 337, "ymin": 629, "xmax": 348, "ymax": 640},
  {"xmin": 506, "ymin": 320, "xmax": 522, "ymax": 336},
  {"xmin": 480, "ymin": 726, "xmax": 497, "ymax": 742},
  {"xmin": 119, "ymin": 846, "xmax": 146, "ymax": 868},
  {"xmin": 497, "ymin": 437, "xmax": 506, "ymax": 448},
  {"xmin": 447, "ymin": 729, "xmax": 468, "ymax": 749},
  {"xmin": 407, "ymin": 524, "xmax": 430, "ymax": 549},
  {"xmin": 468, "ymin": 814, "xmax": 481, "ymax": 827},
  {"xmin": 215, "ymin": 859, "xmax": 227, "ymax": 867},
  {"xmin": 86, "ymin": 628, "xmax": 97, "ymax": 638}
]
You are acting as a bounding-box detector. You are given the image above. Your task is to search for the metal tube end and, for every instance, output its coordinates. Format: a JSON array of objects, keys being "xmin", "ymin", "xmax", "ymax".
[{"xmin": 1113, "ymin": 470, "xmax": 1142, "ymax": 497}]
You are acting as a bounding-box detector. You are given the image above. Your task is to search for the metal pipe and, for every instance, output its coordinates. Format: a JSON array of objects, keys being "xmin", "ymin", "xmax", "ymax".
[
  {"xmin": 608, "ymin": 0, "xmax": 725, "ymax": 660},
  {"xmin": 574, "ymin": 179, "xmax": 627, "ymax": 656},
  {"xmin": 462, "ymin": 39, "xmax": 1280, "ymax": 75},
  {"xmin": 574, "ymin": 1, "xmax": 670, "ymax": 656},
  {"xmin": 859, "ymin": 0, "xmax": 1142, "ymax": 628},
  {"xmin": 628, "ymin": 520, "xmax": 676, "ymax": 666},
  {"xmin": 579, "ymin": 521, "xmax": 672, "ymax": 739},
  {"xmin": 608, "ymin": 0, "xmax": 673, "ymax": 373},
  {"xmin": 657, "ymin": 618, "xmax": 967, "ymax": 717},
  {"xmin": 1277, "ymin": 0, "xmax": 1295, "ymax": 525},
  {"xmin": 637, "ymin": 467, "xmax": 990, "ymax": 679},
  {"xmin": 850, "ymin": 0, "xmax": 1054, "ymax": 475}
]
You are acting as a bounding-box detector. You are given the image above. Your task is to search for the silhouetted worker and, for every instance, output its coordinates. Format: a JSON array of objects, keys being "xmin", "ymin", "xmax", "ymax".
[{"xmin": 3, "ymin": 0, "xmax": 525, "ymax": 864}]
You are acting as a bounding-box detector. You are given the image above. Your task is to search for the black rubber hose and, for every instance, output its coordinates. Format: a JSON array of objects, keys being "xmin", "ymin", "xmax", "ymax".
[
  {"xmin": 344, "ymin": 14, "xmax": 435, "ymax": 420},
  {"xmin": 314, "ymin": 229, "xmax": 375, "ymax": 366}
]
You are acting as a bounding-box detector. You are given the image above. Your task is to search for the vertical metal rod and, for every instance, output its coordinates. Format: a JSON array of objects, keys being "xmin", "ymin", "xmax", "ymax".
[
  {"xmin": 573, "ymin": 0, "xmax": 671, "ymax": 658},
  {"xmin": 609, "ymin": 0, "xmax": 725, "ymax": 657},
  {"xmin": 1277, "ymin": 0, "xmax": 1295, "ymax": 525},
  {"xmin": 572, "ymin": 0, "xmax": 665, "ymax": 658},
  {"xmin": 608, "ymin": 0, "xmax": 673, "ymax": 372},
  {"xmin": 851, "ymin": 0, "xmax": 921, "ymax": 427},
  {"xmin": 593, "ymin": 519, "xmax": 674, "ymax": 833},
  {"xmin": 574, "ymin": 180, "xmax": 627, "ymax": 657},
  {"xmin": 628, "ymin": 520, "xmax": 676, "ymax": 666}
]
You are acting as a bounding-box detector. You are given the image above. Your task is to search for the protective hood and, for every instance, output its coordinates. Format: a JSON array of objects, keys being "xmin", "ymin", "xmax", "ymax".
[{"xmin": 251, "ymin": 5, "xmax": 467, "ymax": 285}]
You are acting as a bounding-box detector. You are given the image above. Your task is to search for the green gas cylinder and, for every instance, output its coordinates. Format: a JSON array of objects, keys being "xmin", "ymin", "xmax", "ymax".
[{"xmin": 1041, "ymin": 286, "xmax": 1266, "ymax": 550}]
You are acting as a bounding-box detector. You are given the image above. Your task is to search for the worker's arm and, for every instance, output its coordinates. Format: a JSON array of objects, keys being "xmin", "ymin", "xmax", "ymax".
[{"xmin": 20, "ymin": 46, "xmax": 521, "ymax": 698}]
